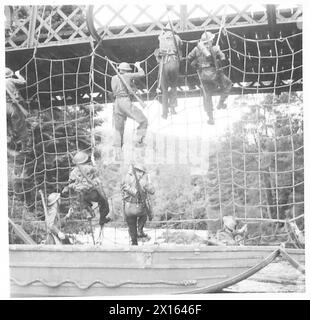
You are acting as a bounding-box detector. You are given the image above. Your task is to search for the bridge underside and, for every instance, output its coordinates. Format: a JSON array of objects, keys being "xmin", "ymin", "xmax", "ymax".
[{"xmin": 5, "ymin": 20, "xmax": 302, "ymax": 107}]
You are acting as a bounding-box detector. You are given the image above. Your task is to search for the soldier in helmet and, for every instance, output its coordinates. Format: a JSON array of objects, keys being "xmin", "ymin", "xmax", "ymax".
[
  {"xmin": 45, "ymin": 192, "xmax": 73, "ymax": 244},
  {"xmin": 63, "ymin": 151, "xmax": 110, "ymax": 228},
  {"xmin": 5, "ymin": 67, "xmax": 29, "ymax": 151},
  {"xmin": 111, "ymin": 61, "xmax": 148, "ymax": 160},
  {"xmin": 216, "ymin": 216, "xmax": 247, "ymax": 245},
  {"xmin": 121, "ymin": 163, "xmax": 155, "ymax": 245},
  {"xmin": 155, "ymin": 23, "xmax": 183, "ymax": 119},
  {"xmin": 187, "ymin": 31, "xmax": 232, "ymax": 125}
]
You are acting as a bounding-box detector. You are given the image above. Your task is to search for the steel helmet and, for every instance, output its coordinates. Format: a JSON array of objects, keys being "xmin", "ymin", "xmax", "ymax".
[
  {"xmin": 47, "ymin": 192, "xmax": 61, "ymax": 206},
  {"xmin": 73, "ymin": 151, "xmax": 89, "ymax": 165},
  {"xmin": 5, "ymin": 67, "xmax": 13, "ymax": 78},
  {"xmin": 118, "ymin": 62, "xmax": 132, "ymax": 71},
  {"xmin": 201, "ymin": 31, "xmax": 215, "ymax": 43},
  {"xmin": 223, "ymin": 215, "xmax": 237, "ymax": 232}
]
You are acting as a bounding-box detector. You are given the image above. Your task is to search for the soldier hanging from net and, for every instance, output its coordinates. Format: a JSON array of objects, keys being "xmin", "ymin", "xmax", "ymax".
[
  {"xmin": 62, "ymin": 151, "xmax": 111, "ymax": 229},
  {"xmin": 155, "ymin": 23, "xmax": 183, "ymax": 119},
  {"xmin": 121, "ymin": 163, "xmax": 155, "ymax": 245},
  {"xmin": 187, "ymin": 31, "xmax": 232, "ymax": 125},
  {"xmin": 5, "ymin": 67, "xmax": 29, "ymax": 151},
  {"xmin": 111, "ymin": 61, "xmax": 148, "ymax": 161}
]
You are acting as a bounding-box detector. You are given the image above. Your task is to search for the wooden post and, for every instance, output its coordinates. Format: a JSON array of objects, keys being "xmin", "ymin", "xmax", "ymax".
[
  {"xmin": 180, "ymin": 5, "xmax": 187, "ymax": 31},
  {"xmin": 266, "ymin": 4, "xmax": 277, "ymax": 39},
  {"xmin": 8, "ymin": 218, "xmax": 36, "ymax": 245},
  {"xmin": 28, "ymin": 6, "xmax": 38, "ymax": 48}
]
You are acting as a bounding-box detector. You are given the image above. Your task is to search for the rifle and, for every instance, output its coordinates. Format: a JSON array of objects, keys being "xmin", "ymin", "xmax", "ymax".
[
  {"xmin": 106, "ymin": 56, "xmax": 147, "ymax": 109},
  {"xmin": 131, "ymin": 165, "xmax": 153, "ymax": 221}
]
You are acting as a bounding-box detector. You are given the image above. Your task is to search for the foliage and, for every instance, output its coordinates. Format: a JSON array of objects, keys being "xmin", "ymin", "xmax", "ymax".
[
  {"xmin": 8, "ymin": 89, "xmax": 303, "ymax": 244},
  {"xmin": 144, "ymin": 92, "xmax": 304, "ymax": 238}
]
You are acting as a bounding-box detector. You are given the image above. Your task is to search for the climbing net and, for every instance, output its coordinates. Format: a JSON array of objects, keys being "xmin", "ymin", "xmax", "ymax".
[{"xmin": 7, "ymin": 27, "xmax": 303, "ymax": 246}]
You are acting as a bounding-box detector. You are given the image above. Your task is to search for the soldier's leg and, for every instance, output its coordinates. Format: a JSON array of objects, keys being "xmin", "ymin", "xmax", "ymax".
[
  {"xmin": 81, "ymin": 191, "xmax": 95, "ymax": 219},
  {"xmin": 113, "ymin": 101, "xmax": 126, "ymax": 149},
  {"xmin": 137, "ymin": 214, "xmax": 148, "ymax": 238},
  {"xmin": 86, "ymin": 189, "xmax": 111, "ymax": 226},
  {"xmin": 160, "ymin": 70, "xmax": 169, "ymax": 119},
  {"xmin": 217, "ymin": 74, "xmax": 233, "ymax": 109},
  {"xmin": 125, "ymin": 215, "xmax": 138, "ymax": 245},
  {"xmin": 167, "ymin": 59, "xmax": 179, "ymax": 114},
  {"xmin": 126, "ymin": 103, "xmax": 148, "ymax": 147},
  {"xmin": 201, "ymin": 81, "xmax": 215, "ymax": 124}
]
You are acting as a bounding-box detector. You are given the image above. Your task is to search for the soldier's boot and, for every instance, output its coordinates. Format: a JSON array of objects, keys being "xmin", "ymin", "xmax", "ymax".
[
  {"xmin": 207, "ymin": 118, "xmax": 215, "ymax": 125},
  {"xmin": 137, "ymin": 230, "xmax": 149, "ymax": 238},
  {"xmin": 134, "ymin": 136, "xmax": 147, "ymax": 148},
  {"xmin": 162, "ymin": 110, "xmax": 168, "ymax": 119},
  {"xmin": 169, "ymin": 106, "xmax": 177, "ymax": 115},
  {"xmin": 137, "ymin": 215, "xmax": 149, "ymax": 239},
  {"xmin": 100, "ymin": 216, "xmax": 112, "ymax": 225},
  {"xmin": 216, "ymin": 96, "xmax": 228, "ymax": 110}
]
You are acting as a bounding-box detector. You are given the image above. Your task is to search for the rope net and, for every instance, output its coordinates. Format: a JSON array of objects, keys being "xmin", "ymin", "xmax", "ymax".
[{"xmin": 7, "ymin": 28, "xmax": 303, "ymax": 246}]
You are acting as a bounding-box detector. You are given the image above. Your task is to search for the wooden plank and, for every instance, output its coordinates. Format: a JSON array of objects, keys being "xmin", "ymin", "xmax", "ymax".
[
  {"xmin": 8, "ymin": 218, "xmax": 36, "ymax": 245},
  {"xmin": 27, "ymin": 6, "xmax": 38, "ymax": 48},
  {"xmin": 9, "ymin": 244, "xmax": 283, "ymax": 252}
]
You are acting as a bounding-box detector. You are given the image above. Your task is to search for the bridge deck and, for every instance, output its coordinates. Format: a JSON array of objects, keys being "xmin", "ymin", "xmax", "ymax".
[{"xmin": 5, "ymin": 5, "xmax": 303, "ymax": 106}]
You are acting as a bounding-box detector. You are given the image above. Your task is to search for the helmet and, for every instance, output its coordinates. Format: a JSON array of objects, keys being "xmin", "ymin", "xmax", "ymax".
[
  {"xmin": 47, "ymin": 193, "xmax": 61, "ymax": 206},
  {"xmin": 133, "ymin": 163, "xmax": 146, "ymax": 172},
  {"xmin": 201, "ymin": 31, "xmax": 215, "ymax": 43},
  {"xmin": 223, "ymin": 216, "xmax": 237, "ymax": 232},
  {"xmin": 5, "ymin": 67, "xmax": 13, "ymax": 78},
  {"xmin": 73, "ymin": 151, "xmax": 89, "ymax": 165},
  {"xmin": 118, "ymin": 62, "xmax": 132, "ymax": 71}
]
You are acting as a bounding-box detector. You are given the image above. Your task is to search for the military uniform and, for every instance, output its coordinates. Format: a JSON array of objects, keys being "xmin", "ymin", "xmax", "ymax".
[
  {"xmin": 67, "ymin": 152, "xmax": 110, "ymax": 226},
  {"xmin": 187, "ymin": 33, "xmax": 232, "ymax": 123},
  {"xmin": 157, "ymin": 29, "xmax": 182, "ymax": 118},
  {"xmin": 111, "ymin": 66, "xmax": 148, "ymax": 148},
  {"xmin": 121, "ymin": 165, "xmax": 155, "ymax": 245},
  {"xmin": 215, "ymin": 216, "xmax": 247, "ymax": 245},
  {"xmin": 45, "ymin": 193, "xmax": 71, "ymax": 245}
]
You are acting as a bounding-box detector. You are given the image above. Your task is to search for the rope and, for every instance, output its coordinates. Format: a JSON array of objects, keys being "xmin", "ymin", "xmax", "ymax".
[
  {"xmin": 176, "ymin": 248, "xmax": 281, "ymax": 294},
  {"xmin": 10, "ymin": 277, "xmax": 197, "ymax": 289},
  {"xmin": 8, "ymin": 16, "xmax": 303, "ymax": 244}
]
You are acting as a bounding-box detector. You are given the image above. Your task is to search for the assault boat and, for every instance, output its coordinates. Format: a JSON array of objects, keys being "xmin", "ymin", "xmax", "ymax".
[{"xmin": 9, "ymin": 244, "xmax": 305, "ymax": 297}]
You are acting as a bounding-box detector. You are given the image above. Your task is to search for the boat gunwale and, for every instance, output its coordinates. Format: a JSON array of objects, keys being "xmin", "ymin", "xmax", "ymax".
[{"xmin": 9, "ymin": 244, "xmax": 305, "ymax": 255}]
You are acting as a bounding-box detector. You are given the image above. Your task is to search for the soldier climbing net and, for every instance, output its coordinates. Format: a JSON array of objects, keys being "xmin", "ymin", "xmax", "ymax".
[{"xmin": 8, "ymin": 27, "xmax": 303, "ymax": 246}]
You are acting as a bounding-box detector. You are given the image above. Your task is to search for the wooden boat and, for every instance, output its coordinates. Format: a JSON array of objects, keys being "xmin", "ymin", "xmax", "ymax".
[{"xmin": 9, "ymin": 244, "xmax": 305, "ymax": 297}]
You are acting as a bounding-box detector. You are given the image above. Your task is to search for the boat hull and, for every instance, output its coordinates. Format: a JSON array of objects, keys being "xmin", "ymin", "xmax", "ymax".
[{"xmin": 9, "ymin": 245, "xmax": 305, "ymax": 297}]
